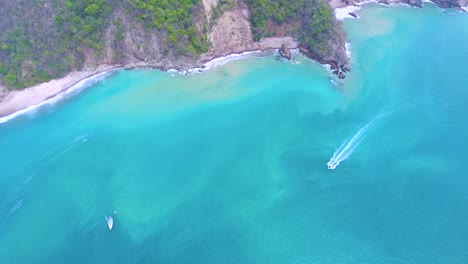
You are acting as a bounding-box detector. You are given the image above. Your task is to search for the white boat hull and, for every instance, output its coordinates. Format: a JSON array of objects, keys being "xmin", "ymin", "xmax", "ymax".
[{"xmin": 105, "ymin": 216, "xmax": 113, "ymax": 231}]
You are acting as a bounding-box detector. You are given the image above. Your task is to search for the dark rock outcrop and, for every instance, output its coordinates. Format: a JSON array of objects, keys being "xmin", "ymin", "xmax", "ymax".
[
  {"xmin": 408, "ymin": 0, "xmax": 424, "ymax": 8},
  {"xmin": 279, "ymin": 44, "xmax": 292, "ymax": 60},
  {"xmin": 299, "ymin": 46, "xmax": 349, "ymax": 79},
  {"xmin": 431, "ymin": 0, "xmax": 463, "ymax": 8}
]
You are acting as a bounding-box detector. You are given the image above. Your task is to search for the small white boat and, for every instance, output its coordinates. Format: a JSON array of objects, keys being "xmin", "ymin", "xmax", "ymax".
[{"xmin": 105, "ymin": 215, "xmax": 114, "ymax": 231}]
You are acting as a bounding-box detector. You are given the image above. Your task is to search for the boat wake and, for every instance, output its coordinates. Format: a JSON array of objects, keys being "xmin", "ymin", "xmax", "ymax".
[
  {"xmin": 327, "ymin": 113, "xmax": 387, "ymax": 170},
  {"xmin": 0, "ymin": 133, "xmax": 90, "ymax": 226}
]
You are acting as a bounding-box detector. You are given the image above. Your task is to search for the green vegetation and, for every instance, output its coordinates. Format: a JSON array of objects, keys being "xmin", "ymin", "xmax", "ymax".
[
  {"xmin": 0, "ymin": 0, "xmax": 115, "ymax": 89},
  {"xmin": 55, "ymin": 0, "xmax": 113, "ymax": 50},
  {"xmin": 0, "ymin": 0, "xmax": 343, "ymax": 90},
  {"xmin": 123, "ymin": 0, "xmax": 209, "ymax": 54},
  {"xmin": 0, "ymin": 0, "xmax": 208, "ymax": 89},
  {"xmin": 245, "ymin": 0, "xmax": 343, "ymax": 57},
  {"xmin": 211, "ymin": 0, "xmax": 235, "ymax": 24}
]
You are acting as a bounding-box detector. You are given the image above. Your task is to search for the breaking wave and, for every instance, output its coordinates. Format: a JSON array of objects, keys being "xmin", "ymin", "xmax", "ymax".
[{"xmin": 0, "ymin": 70, "xmax": 117, "ymax": 125}]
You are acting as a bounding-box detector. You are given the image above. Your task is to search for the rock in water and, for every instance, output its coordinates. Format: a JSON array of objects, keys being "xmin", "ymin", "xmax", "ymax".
[
  {"xmin": 338, "ymin": 71, "xmax": 346, "ymax": 79},
  {"xmin": 279, "ymin": 44, "xmax": 292, "ymax": 60}
]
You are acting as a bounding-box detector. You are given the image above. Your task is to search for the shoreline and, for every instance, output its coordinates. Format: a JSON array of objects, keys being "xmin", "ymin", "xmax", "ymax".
[
  {"xmin": 0, "ymin": 2, "xmax": 466, "ymax": 124},
  {"xmin": 332, "ymin": 0, "xmax": 467, "ymax": 20},
  {"xmin": 0, "ymin": 43, "xmax": 293, "ymax": 123},
  {"xmin": 0, "ymin": 65, "xmax": 121, "ymax": 123}
]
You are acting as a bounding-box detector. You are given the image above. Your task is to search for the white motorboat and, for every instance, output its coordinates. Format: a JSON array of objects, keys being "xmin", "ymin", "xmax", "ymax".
[{"xmin": 105, "ymin": 215, "xmax": 113, "ymax": 231}]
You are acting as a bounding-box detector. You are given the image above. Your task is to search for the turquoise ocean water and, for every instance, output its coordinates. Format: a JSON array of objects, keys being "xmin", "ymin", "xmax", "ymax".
[{"xmin": 1, "ymin": 4, "xmax": 467, "ymax": 263}]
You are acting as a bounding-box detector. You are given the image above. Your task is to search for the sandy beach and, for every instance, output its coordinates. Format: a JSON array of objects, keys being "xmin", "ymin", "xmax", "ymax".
[
  {"xmin": 0, "ymin": 36, "xmax": 298, "ymax": 121},
  {"xmin": 1, "ymin": 0, "xmax": 466, "ymax": 122},
  {"xmin": 0, "ymin": 65, "xmax": 120, "ymax": 118}
]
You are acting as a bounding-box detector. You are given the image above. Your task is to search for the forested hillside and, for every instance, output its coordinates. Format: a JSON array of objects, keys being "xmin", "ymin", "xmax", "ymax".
[
  {"xmin": 0, "ymin": 0, "xmax": 346, "ymax": 90},
  {"xmin": 0, "ymin": 0, "xmax": 209, "ymax": 89},
  {"xmin": 245, "ymin": 0, "xmax": 347, "ymax": 69}
]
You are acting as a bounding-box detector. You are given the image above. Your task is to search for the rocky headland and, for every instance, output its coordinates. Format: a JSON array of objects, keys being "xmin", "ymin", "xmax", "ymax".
[{"xmin": 0, "ymin": 0, "xmax": 467, "ymax": 118}]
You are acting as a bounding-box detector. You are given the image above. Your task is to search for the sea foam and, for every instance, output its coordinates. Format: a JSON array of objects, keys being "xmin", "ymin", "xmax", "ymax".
[
  {"xmin": 0, "ymin": 51, "xmax": 267, "ymax": 125},
  {"xmin": 334, "ymin": 0, "xmax": 437, "ymax": 20},
  {"xmin": 334, "ymin": 0, "xmax": 381, "ymax": 20},
  {"xmin": 203, "ymin": 50, "xmax": 262, "ymax": 70},
  {"xmin": 345, "ymin": 42, "xmax": 352, "ymax": 58},
  {"xmin": 0, "ymin": 70, "xmax": 117, "ymax": 124},
  {"xmin": 168, "ymin": 50, "xmax": 263, "ymax": 75},
  {"xmin": 335, "ymin": 5, "xmax": 363, "ymax": 20}
]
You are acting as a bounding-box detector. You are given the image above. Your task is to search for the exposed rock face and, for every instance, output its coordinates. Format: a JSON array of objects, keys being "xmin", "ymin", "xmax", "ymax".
[
  {"xmin": 279, "ymin": 44, "xmax": 292, "ymax": 60},
  {"xmin": 99, "ymin": 10, "xmax": 204, "ymax": 71},
  {"xmin": 6, "ymin": 0, "xmax": 465, "ymax": 90},
  {"xmin": 299, "ymin": 46, "xmax": 349, "ymax": 78},
  {"xmin": 205, "ymin": 1, "xmax": 254, "ymax": 57},
  {"xmin": 200, "ymin": 1, "xmax": 299, "ymax": 62},
  {"xmin": 0, "ymin": 0, "xmax": 209, "ymax": 88},
  {"xmin": 431, "ymin": 0, "xmax": 465, "ymax": 7},
  {"xmin": 0, "ymin": 0, "xmax": 352, "ymax": 89},
  {"xmin": 203, "ymin": 0, "xmax": 220, "ymax": 23}
]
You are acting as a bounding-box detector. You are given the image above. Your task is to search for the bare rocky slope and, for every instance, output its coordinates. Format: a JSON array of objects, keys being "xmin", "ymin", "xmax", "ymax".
[
  {"xmin": 0, "ymin": 0, "xmax": 208, "ymax": 89},
  {"xmin": 0, "ymin": 0, "xmax": 350, "ymax": 90},
  {"xmin": 0, "ymin": 0, "xmax": 466, "ymax": 91}
]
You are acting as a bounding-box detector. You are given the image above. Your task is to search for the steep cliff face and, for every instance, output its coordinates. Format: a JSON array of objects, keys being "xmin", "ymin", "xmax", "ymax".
[
  {"xmin": 242, "ymin": 0, "xmax": 349, "ymax": 76},
  {"xmin": 200, "ymin": 0, "xmax": 300, "ymax": 62},
  {"xmin": 0, "ymin": 0, "xmax": 209, "ymax": 89},
  {"xmin": 203, "ymin": 1, "xmax": 255, "ymax": 59},
  {"xmin": 0, "ymin": 0, "xmax": 350, "ymax": 90}
]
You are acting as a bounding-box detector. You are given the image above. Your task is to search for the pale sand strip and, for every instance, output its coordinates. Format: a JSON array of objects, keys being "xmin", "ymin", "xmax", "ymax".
[
  {"xmin": 0, "ymin": 36, "xmax": 297, "ymax": 122},
  {"xmin": 200, "ymin": 36, "xmax": 299, "ymax": 62},
  {"xmin": 255, "ymin": 37, "xmax": 299, "ymax": 50},
  {"xmin": 0, "ymin": 65, "xmax": 120, "ymax": 118}
]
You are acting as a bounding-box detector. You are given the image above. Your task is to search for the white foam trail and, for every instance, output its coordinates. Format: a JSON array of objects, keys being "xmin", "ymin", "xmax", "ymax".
[
  {"xmin": 327, "ymin": 113, "xmax": 386, "ymax": 169},
  {"xmin": 0, "ymin": 199, "xmax": 23, "ymax": 223},
  {"xmin": 462, "ymin": 7, "xmax": 468, "ymax": 12},
  {"xmin": 7, "ymin": 199, "xmax": 23, "ymax": 216},
  {"xmin": 0, "ymin": 70, "xmax": 118, "ymax": 125}
]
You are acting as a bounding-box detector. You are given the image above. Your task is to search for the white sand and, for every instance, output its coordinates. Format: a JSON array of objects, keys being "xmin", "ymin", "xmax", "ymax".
[
  {"xmin": 255, "ymin": 36, "xmax": 299, "ymax": 50},
  {"xmin": 0, "ymin": 34, "xmax": 298, "ymax": 122},
  {"xmin": 0, "ymin": 65, "xmax": 120, "ymax": 118}
]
